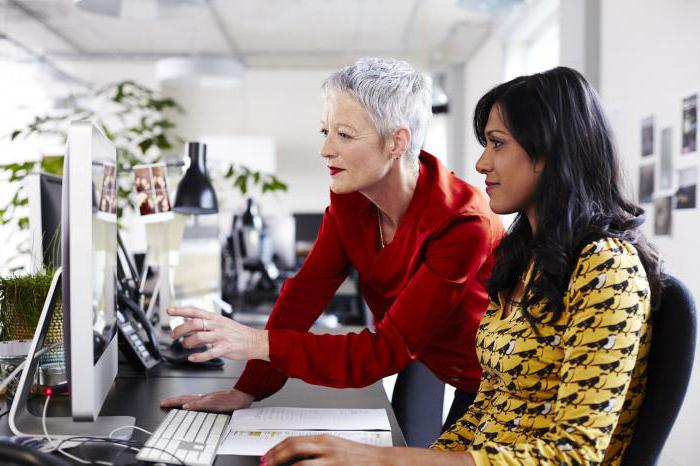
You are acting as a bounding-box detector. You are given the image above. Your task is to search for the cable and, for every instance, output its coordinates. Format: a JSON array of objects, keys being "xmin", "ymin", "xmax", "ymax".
[
  {"xmin": 38, "ymin": 390, "xmax": 185, "ymax": 465},
  {"xmin": 55, "ymin": 436, "xmax": 186, "ymax": 466},
  {"xmin": 108, "ymin": 424, "xmax": 152, "ymax": 438},
  {"xmin": 42, "ymin": 391, "xmax": 111, "ymax": 465}
]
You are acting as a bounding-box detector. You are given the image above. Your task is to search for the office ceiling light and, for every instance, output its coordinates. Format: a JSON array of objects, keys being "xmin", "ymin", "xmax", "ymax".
[
  {"xmin": 74, "ymin": 0, "xmax": 207, "ymax": 19},
  {"xmin": 457, "ymin": 0, "xmax": 525, "ymax": 13},
  {"xmin": 156, "ymin": 56, "xmax": 244, "ymax": 88}
]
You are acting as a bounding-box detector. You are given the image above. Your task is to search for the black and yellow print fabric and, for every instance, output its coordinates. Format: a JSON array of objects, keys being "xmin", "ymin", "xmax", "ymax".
[{"xmin": 431, "ymin": 238, "xmax": 651, "ymax": 465}]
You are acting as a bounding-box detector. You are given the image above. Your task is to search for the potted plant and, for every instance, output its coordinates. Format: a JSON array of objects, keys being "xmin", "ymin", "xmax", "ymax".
[{"xmin": 0, "ymin": 268, "xmax": 63, "ymax": 396}]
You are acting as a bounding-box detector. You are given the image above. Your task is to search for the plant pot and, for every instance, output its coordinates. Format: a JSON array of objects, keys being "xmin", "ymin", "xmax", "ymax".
[{"xmin": 0, "ymin": 270, "xmax": 64, "ymax": 397}]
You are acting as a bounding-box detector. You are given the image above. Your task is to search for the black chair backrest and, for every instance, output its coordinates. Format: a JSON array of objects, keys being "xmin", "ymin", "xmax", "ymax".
[{"xmin": 622, "ymin": 274, "xmax": 697, "ymax": 466}]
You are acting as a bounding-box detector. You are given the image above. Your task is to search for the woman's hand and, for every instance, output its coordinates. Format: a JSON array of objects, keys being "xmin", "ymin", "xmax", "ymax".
[
  {"xmin": 167, "ymin": 306, "xmax": 269, "ymax": 362},
  {"xmin": 160, "ymin": 388, "xmax": 254, "ymax": 412},
  {"xmin": 262, "ymin": 435, "xmax": 475, "ymax": 466}
]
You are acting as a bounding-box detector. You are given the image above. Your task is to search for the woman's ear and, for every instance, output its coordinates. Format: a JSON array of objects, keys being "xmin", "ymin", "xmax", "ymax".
[
  {"xmin": 388, "ymin": 127, "xmax": 411, "ymax": 160},
  {"xmin": 534, "ymin": 158, "xmax": 545, "ymax": 174}
]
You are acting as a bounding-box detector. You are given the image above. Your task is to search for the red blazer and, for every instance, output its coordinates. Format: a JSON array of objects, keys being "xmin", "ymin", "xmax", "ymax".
[{"xmin": 235, "ymin": 151, "xmax": 504, "ymax": 398}]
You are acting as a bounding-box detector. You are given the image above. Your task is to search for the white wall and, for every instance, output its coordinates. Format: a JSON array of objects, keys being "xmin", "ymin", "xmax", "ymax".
[
  {"xmin": 599, "ymin": 1, "xmax": 700, "ymax": 464},
  {"xmin": 162, "ymin": 68, "xmax": 335, "ymax": 217},
  {"xmin": 463, "ymin": 33, "xmax": 505, "ymax": 188}
]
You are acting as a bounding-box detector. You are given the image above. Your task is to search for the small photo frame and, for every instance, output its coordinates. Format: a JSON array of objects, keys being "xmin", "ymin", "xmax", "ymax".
[
  {"xmin": 654, "ymin": 196, "xmax": 673, "ymax": 236},
  {"xmin": 639, "ymin": 163, "xmax": 655, "ymax": 204},
  {"xmin": 133, "ymin": 163, "xmax": 173, "ymax": 221},
  {"xmin": 682, "ymin": 93, "xmax": 697, "ymax": 155},
  {"xmin": 675, "ymin": 166, "xmax": 697, "ymax": 209},
  {"xmin": 659, "ymin": 127, "xmax": 673, "ymax": 190}
]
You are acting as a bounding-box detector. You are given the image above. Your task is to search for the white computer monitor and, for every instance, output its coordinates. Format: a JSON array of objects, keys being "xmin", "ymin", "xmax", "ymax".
[
  {"xmin": 63, "ymin": 121, "xmax": 120, "ymax": 421},
  {"xmin": 10, "ymin": 121, "xmax": 134, "ymax": 439}
]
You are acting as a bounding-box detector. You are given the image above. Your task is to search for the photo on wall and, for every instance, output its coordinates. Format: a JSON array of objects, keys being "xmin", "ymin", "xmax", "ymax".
[
  {"xmin": 641, "ymin": 116, "xmax": 654, "ymax": 157},
  {"xmin": 639, "ymin": 163, "xmax": 655, "ymax": 204},
  {"xmin": 660, "ymin": 127, "xmax": 673, "ymax": 190},
  {"xmin": 682, "ymin": 93, "xmax": 697, "ymax": 154},
  {"xmin": 675, "ymin": 166, "xmax": 697, "ymax": 209},
  {"xmin": 654, "ymin": 196, "xmax": 673, "ymax": 236}
]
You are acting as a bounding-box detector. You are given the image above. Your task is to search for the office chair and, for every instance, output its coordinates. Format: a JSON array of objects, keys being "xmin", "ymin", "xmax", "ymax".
[
  {"xmin": 621, "ymin": 274, "xmax": 697, "ymax": 466},
  {"xmin": 391, "ymin": 361, "xmax": 445, "ymax": 448}
]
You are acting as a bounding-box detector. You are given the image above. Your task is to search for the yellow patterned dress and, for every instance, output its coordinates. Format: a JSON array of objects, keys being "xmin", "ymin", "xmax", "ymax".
[{"xmin": 431, "ymin": 238, "xmax": 651, "ymax": 465}]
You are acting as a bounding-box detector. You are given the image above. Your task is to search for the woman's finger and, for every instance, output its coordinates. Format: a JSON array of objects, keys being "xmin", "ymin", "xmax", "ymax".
[
  {"xmin": 265, "ymin": 436, "xmax": 326, "ymax": 466},
  {"xmin": 181, "ymin": 329, "xmax": 223, "ymax": 349},
  {"xmin": 182, "ymin": 397, "xmax": 226, "ymax": 412},
  {"xmin": 167, "ymin": 306, "xmax": 212, "ymax": 320},
  {"xmin": 187, "ymin": 341, "xmax": 233, "ymax": 362},
  {"xmin": 159, "ymin": 394, "xmax": 203, "ymax": 408},
  {"xmin": 170, "ymin": 318, "xmax": 200, "ymax": 340},
  {"xmin": 171, "ymin": 316, "xmax": 221, "ymax": 340}
]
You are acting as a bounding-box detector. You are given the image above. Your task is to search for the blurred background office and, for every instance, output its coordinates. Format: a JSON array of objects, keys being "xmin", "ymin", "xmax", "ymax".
[{"xmin": 0, "ymin": 0, "xmax": 697, "ymax": 464}]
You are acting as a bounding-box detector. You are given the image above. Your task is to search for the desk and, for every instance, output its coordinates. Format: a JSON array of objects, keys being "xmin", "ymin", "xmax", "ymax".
[{"xmin": 0, "ymin": 360, "xmax": 405, "ymax": 465}]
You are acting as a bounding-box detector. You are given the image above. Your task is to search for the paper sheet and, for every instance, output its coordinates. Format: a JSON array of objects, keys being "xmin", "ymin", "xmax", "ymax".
[
  {"xmin": 218, "ymin": 430, "xmax": 393, "ymax": 456},
  {"xmin": 227, "ymin": 407, "xmax": 391, "ymax": 432}
]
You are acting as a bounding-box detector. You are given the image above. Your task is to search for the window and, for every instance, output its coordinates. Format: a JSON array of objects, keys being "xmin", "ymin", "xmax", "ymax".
[{"xmin": 504, "ymin": 0, "xmax": 560, "ymax": 80}]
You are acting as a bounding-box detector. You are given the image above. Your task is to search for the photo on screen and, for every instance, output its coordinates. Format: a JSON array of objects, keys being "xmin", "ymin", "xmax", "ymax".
[{"xmin": 98, "ymin": 162, "xmax": 117, "ymax": 214}]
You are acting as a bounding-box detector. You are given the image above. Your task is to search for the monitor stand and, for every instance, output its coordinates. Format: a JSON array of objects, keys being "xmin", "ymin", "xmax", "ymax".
[{"xmin": 9, "ymin": 268, "xmax": 135, "ymax": 440}]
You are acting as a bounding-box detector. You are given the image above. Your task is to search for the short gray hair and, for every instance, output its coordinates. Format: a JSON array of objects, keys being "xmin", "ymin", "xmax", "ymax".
[{"xmin": 322, "ymin": 57, "xmax": 432, "ymax": 160}]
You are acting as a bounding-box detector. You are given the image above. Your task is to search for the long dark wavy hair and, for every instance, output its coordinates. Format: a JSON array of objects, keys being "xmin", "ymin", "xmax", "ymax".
[{"xmin": 474, "ymin": 66, "xmax": 663, "ymax": 329}]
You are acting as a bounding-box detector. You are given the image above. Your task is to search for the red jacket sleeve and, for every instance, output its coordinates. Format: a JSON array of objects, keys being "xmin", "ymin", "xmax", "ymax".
[
  {"xmin": 234, "ymin": 207, "xmax": 350, "ymax": 399},
  {"xmin": 265, "ymin": 215, "xmax": 494, "ymax": 389}
]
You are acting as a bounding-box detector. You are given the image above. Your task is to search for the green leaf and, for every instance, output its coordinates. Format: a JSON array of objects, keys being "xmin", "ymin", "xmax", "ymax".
[
  {"xmin": 138, "ymin": 138, "xmax": 154, "ymax": 154},
  {"xmin": 155, "ymin": 134, "xmax": 171, "ymax": 150},
  {"xmin": 10, "ymin": 130, "xmax": 22, "ymax": 140}
]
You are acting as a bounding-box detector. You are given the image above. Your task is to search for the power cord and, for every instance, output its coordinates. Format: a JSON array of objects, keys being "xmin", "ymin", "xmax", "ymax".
[{"xmin": 40, "ymin": 389, "xmax": 186, "ymax": 465}]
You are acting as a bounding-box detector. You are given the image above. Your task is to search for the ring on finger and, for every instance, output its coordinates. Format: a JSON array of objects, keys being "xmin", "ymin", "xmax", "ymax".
[{"xmin": 201, "ymin": 318, "xmax": 208, "ymax": 331}]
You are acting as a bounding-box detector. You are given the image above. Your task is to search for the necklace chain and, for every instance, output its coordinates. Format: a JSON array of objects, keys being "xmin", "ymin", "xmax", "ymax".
[{"xmin": 377, "ymin": 208, "xmax": 385, "ymax": 249}]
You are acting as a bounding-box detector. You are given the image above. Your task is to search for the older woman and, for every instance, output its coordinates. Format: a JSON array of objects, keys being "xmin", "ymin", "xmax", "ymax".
[
  {"xmin": 161, "ymin": 57, "xmax": 504, "ymax": 429},
  {"xmin": 260, "ymin": 67, "xmax": 661, "ymax": 466}
]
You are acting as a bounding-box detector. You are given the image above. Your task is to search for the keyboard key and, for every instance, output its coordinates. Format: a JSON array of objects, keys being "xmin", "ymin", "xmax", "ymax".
[
  {"xmin": 184, "ymin": 411, "xmax": 207, "ymax": 442},
  {"xmin": 174, "ymin": 411, "xmax": 196, "ymax": 439},
  {"xmin": 195, "ymin": 414, "xmax": 216, "ymax": 443},
  {"xmin": 163, "ymin": 410, "xmax": 186, "ymax": 438}
]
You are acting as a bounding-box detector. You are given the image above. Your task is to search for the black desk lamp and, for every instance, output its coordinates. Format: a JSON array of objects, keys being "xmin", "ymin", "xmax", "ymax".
[{"xmin": 173, "ymin": 142, "xmax": 218, "ymax": 214}]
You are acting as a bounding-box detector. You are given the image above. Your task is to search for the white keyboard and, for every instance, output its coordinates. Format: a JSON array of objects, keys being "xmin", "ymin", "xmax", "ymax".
[{"xmin": 137, "ymin": 409, "xmax": 231, "ymax": 465}]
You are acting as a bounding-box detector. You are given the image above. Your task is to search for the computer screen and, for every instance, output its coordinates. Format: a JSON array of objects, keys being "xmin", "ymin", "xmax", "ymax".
[
  {"xmin": 63, "ymin": 121, "xmax": 119, "ymax": 421},
  {"xmin": 10, "ymin": 122, "xmax": 134, "ymax": 439},
  {"xmin": 27, "ymin": 173, "xmax": 63, "ymax": 270},
  {"xmin": 293, "ymin": 212, "xmax": 324, "ymax": 243}
]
